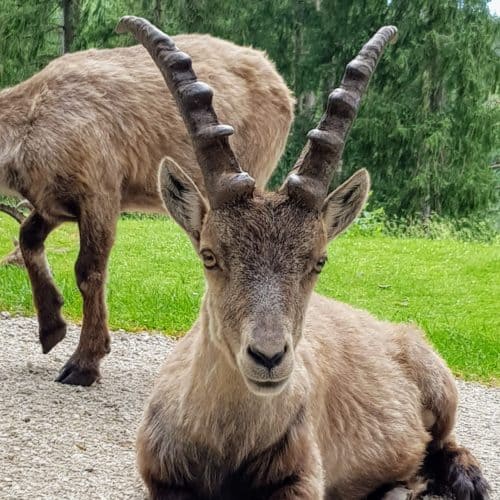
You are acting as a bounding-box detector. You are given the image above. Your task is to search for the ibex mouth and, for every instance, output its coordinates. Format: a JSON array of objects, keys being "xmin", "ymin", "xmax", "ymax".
[{"xmin": 246, "ymin": 377, "xmax": 289, "ymax": 395}]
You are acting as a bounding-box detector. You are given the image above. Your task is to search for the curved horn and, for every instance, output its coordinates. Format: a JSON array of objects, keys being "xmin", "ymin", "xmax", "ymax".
[
  {"xmin": 116, "ymin": 16, "xmax": 255, "ymax": 208},
  {"xmin": 282, "ymin": 26, "xmax": 398, "ymax": 209}
]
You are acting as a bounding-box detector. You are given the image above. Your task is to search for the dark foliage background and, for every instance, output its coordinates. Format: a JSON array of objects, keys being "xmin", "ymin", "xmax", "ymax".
[{"xmin": 1, "ymin": 0, "xmax": 498, "ymax": 218}]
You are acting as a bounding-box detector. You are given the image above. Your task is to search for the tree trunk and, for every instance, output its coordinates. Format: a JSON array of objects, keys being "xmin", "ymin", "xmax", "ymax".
[
  {"xmin": 61, "ymin": 0, "xmax": 74, "ymax": 53},
  {"xmin": 0, "ymin": 203, "xmax": 29, "ymax": 268},
  {"xmin": 0, "ymin": 203, "xmax": 26, "ymax": 224},
  {"xmin": 0, "ymin": 240, "xmax": 25, "ymax": 268}
]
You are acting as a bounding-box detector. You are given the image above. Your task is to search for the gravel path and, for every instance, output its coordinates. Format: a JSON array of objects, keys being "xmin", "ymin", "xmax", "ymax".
[{"xmin": 0, "ymin": 314, "xmax": 498, "ymax": 500}]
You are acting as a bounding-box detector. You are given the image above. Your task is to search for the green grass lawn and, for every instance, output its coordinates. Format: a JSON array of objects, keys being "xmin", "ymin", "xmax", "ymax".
[{"xmin": 0, "ymin": 214, "xmax": 498, "ymax": 383}]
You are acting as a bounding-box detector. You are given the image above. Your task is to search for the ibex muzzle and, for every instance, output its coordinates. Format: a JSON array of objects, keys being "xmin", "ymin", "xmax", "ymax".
[{"xmin": 240, "ymin": 305, "xmax": 294, "ymax": 394}]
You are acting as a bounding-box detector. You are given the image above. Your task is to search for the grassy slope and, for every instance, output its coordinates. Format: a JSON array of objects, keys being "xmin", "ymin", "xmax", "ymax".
[{"xmin": 0, "ymin": 215, "xmax": 498, "ymax": 382}]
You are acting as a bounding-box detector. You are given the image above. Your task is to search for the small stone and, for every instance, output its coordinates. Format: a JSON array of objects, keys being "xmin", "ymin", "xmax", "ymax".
[
  {"xmin": 84, "ymin": 467, "xmax": 94, "ymax": 473},
  {"xmin": 0, "ymin": 311, "xmax": 10, "ymax": 319},
  {"xmin": 22, "ymin": 416, "xmax": 31, "ymax": 423},
  {"xmin": 26, "ymin": 361, "xmax": 34, "ymax": 372}
]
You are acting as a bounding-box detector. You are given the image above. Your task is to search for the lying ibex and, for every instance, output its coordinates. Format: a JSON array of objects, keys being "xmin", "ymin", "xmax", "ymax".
[
  {"xmin": 118, "ymin": 18, "xmax": 490, "ymax": 500},
  {"xmin": 0, "ymin": 25, "xmax": 293, "ymax": 385}
]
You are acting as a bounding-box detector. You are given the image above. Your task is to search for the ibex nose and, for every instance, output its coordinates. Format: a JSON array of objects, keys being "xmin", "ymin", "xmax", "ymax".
[{"xmin": 247, "ymin": 344, "xmax": 287, "ymax": 370}]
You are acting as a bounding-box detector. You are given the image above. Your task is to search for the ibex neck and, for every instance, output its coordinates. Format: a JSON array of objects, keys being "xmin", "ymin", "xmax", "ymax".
[
  {"xmin": 181, "ymin": 294, "xmax": 307, "ymax": 460},
  {"xmin": 198, "ymin": 294, "xmax": 242, "ymax": 373}
]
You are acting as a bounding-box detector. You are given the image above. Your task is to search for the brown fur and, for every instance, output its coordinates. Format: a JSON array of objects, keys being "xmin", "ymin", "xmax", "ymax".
[{"xmin": 0, "ymin": 35, "xmax": 294, "ymax": 385}]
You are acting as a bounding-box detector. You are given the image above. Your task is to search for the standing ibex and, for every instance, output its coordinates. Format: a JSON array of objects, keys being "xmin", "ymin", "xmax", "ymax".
[
  {"xmin": 0, "ymin": 26, "xmax": 294, "ymax": 385},
  {"xmin": 117, "ymin": 17, "xmax": 490, "ymax": 500}
]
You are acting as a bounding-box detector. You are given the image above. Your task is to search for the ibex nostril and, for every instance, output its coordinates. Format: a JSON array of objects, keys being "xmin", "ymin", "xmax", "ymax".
[{"xmin": 247, "ymin": 346, "xmax": 286, "ymax": 370}]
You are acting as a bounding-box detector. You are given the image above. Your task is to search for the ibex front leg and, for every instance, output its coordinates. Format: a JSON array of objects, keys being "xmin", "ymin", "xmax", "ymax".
[
  {"xmin": 264, "ymin": 428, "xmax": 324, "ymax": 500},
  {"xmin": 19, "ymin": 211, "xmax": 66, "ymax": 353},
  {"xmin": 56, "ymin": 203, "xmax": 118, "ymax": 386}
]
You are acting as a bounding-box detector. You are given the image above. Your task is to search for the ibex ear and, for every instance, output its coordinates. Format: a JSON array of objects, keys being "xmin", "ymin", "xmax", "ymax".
[
  {"xmin": 322, "ymin": 169, "xmax": 370, "ymax": 241},
  {"xmin": 159, "ymin": 158, "xmax": 208, "ymax": 249}
]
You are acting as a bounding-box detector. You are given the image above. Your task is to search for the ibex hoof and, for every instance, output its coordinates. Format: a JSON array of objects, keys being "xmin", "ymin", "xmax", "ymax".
[
  {"xmin": 55, "ymin": 359, "xmax": 100, "ymax": 386},
  {"xmin": 40, "ymin": 321, "xmax": 67, "ymax": 354}
]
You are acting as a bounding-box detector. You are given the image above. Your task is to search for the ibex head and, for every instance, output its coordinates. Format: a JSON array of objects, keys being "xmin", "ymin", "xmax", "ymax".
[{"xmin": 118, "ymin": 17, "xmax": 397, "ymax": 396}]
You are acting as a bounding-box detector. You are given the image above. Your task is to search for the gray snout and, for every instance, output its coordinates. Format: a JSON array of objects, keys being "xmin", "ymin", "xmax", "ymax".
[
  {"xmin": 247, "ymin": 343, "xmax": 287, "ymax": 370},
  {"xmin": 238, "ymin": 313, "xmax": 295, "ymax": 395}
]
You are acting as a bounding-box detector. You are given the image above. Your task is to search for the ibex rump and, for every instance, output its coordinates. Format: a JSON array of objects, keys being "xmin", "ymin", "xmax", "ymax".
[
  {"xmin": 118, "ymin": 18, "xmax": 490, "ymax": 500},
  {"xmin": 0, "ymin": 27, "xmax": 293, "ymax": 385}
]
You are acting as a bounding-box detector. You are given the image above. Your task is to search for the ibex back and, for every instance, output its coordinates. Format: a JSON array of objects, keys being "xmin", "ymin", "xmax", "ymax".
[
  {"xmin": 0, "ymin": 29, "xmax": 294, "ymax": 385},
  {"xmin": 118, "ymin": 17, "xmax": 490, "ymax": 500}
]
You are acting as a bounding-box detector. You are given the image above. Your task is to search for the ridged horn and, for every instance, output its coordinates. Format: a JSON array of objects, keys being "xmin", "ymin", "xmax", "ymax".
[
  {"xmin": 282, "ymin": 26, "xmax": 398, "ymax": 209},
  {"xmin": 116, "ymin": 16, "xmax": 255, "ymax": 208}
]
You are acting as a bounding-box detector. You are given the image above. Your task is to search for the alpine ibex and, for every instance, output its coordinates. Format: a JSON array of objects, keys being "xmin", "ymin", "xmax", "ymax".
[
  {"xmin": 118, "ymin": 18, "xmax": 490, "ymax": 500},
  {"xmin": 0, "ymin": 25, "xmax": 294, "ymax": 385}
]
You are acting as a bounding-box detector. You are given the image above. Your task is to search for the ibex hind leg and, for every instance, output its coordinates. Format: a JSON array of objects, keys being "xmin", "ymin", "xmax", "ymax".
[
  {"xmin": 19, "ymin": 211, "xmax": 66, "ymax": 353},
  {"xmin": 419, "ymin": 439, "xmax": 490, "ymax": 500},
  {"xmin": 391, "ymin": 325, "xmax": 489, "ymax": 498},
  {"xmin": 56, "ymin": 200, "xmax": 118, "ymax": 386}
]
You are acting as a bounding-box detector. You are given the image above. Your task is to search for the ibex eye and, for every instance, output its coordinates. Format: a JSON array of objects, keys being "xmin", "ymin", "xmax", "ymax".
[
  {"xmin": 314, "ymin": 256, "xmax": 328, "ymax": 273},
  {"xmin": 201, "ymin": 250, "xmax": 217, "ymax": 269}
]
